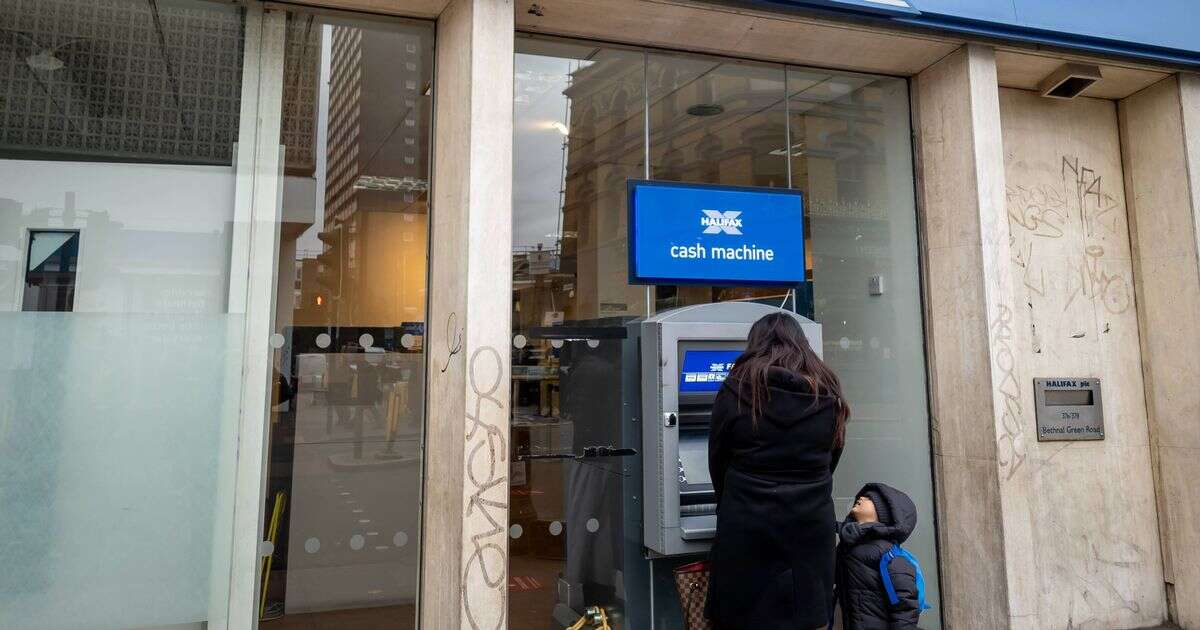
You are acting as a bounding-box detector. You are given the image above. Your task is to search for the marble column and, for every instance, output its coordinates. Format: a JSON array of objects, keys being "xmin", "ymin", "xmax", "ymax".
[
  {"xmin": 913, "ymin": 44, "xmax": 1035, "ymax": 629},
  {"xmin": 420, "ymin": 1, "xmax": 514, "ymax": 629}
]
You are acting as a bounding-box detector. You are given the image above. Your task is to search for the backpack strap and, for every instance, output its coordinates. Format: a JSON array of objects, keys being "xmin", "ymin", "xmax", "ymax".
[{"xmin": 879, "ymin": 544, "xmax": 932, "ymax": 611}]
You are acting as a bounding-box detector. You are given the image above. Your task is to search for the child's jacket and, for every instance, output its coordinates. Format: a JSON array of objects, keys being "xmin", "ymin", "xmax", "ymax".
[{"xmin": 835, "ymin": 483, "xmax": 922, "ymax": 630}]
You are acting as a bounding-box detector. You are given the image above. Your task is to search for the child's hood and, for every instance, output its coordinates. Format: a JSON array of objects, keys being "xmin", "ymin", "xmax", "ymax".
[{"xmin": 840, "ymin": 482, "xmax": 918, "ymax": 545}]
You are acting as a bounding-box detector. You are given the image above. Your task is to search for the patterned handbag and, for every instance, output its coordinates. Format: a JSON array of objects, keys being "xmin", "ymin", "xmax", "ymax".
[{"xmin": 673, "ymin": 560, "xmax": 713, "ymax": 630}]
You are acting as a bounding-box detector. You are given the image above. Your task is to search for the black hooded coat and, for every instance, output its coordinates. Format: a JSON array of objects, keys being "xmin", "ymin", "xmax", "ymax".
[
  {"xmin": 705, "ymin": 367, "xmax": 843, "ymax": 629},
  {"xmin": 835, "ymin": 483, "xmax": 923, "ymax": 630}
]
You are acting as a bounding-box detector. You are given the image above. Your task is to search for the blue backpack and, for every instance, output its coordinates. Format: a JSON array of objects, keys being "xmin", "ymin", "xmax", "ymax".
[
  {"xmin": 829, "ymin": 543, "xmax": 934, "ymax": 630},
  {"xmin": 879, "ymin": 544, "xmax": 933, "ymax": 612}
]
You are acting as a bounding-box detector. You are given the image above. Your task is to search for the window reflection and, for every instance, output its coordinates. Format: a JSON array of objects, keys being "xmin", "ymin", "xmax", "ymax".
[
  {"xmin": 23, "ymin": 230, "xmax": 79, "ymax": 312},
  {"xmin": 646, "ymin": 53, "xmax": 793, "ymax": 311},
  {"xmin": 259, "ymin": 13, "xmax": 432, "ymax": 628},
  {"xmin": 512, "ymin": 40, "xmax": 647, "ymax": 628},
  {"xmin": 511, "ymin": 34, "xmax": 936, "ymax": 629}
]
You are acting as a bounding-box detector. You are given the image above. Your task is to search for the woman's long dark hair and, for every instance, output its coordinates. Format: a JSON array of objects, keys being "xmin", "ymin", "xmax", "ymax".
[{"xmin": 728, "ymin": 312, "xmax": 849, "ymax": 448}]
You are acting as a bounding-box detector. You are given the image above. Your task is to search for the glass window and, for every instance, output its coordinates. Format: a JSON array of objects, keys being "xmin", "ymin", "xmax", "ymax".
[
  {"xmin": 254, "ymin": 10, "xmax": 434, "ymax": 627},
  {"xmin": 646, "ymin": 52, "xmax": 792, "ymax": 310},
  {"xmin": 511, "ymin": 34, "xmax": 939, "ymax": 629},
  {"xmin": 23, "ymin": 230, "xmax": 80, "ymax": 312},
  {"xmin": 511, "ymin": 38, "xmax": 646, "ymax": 628},
  {"xmin": 0, "ymin": 0, "xmax": 248, "ymax": 627},
  {"xmin": 787, "ymin": 68, "xmax": 940, "ymax": 616}
]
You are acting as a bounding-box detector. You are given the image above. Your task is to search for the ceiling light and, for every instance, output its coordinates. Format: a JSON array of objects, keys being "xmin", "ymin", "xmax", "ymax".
[
  {"xmin": 770, "ymin": 142, "xmax": 806, "ymax": 157},
  {"xmin": 353, "ymin": 175, "xmax": 428, "ymax": 192}
]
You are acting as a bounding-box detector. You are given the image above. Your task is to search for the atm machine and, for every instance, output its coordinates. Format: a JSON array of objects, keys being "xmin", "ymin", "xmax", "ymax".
[
  {"xmin": 638, "ymin": 302, "xmax": 822, "ymax": 559},
  {"xmin": 547, "ymin": 301, "xmax": 820, "ymax": 629}
]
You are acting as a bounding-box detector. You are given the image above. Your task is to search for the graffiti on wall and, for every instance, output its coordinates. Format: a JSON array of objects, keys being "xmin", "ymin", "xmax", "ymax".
[
  {"xmin": 461, "ymin": 345, "xmax": 509, "ymax": 630},
  {"xmin": 991, "ymin": 302, "xmax": 1027, "ymax": 480},
  {"xmin": 1006, "ymin": 155, "xmax": 1132, "ymax": 318}
]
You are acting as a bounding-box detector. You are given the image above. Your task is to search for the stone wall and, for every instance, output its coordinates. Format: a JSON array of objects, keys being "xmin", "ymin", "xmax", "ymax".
[
  {"xmin": 998, "ymin": 87, "xmax": 1167, "ymax": 628},
  {"xmin": 1120, "ymin": 75, "xmax": 1200, "ymax": 629}
]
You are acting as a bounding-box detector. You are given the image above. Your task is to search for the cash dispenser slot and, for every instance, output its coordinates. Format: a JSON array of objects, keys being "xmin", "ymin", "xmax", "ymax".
[
  {"xmin": 678, "ymin": 401, "xmax": 713, "ymax": 426},
  {"xmin": 679, "ymin": 485, "xmax": 715, "ymax": 505}
]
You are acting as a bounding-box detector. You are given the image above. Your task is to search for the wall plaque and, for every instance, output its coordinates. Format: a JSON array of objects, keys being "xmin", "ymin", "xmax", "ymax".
[{"xmin": 1033, "ymin": 377, "xmax": 1104, "ymax": 441}]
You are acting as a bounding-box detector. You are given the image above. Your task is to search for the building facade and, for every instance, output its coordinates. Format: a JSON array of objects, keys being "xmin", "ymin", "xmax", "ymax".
[{"xmin": 0, "ymin": 1, "xmax": 1198, "ymax": 629}]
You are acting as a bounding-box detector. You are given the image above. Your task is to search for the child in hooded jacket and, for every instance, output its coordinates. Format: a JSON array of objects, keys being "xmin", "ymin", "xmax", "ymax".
[{"xmin": 834, "ymin": 483, "xmax": 924, "ymax": 630}]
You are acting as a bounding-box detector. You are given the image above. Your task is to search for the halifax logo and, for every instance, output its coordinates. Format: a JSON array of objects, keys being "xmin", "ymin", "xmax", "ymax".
[{"xmin": 700, "ymin": 209, "xmax": 743, "ymax": 235}]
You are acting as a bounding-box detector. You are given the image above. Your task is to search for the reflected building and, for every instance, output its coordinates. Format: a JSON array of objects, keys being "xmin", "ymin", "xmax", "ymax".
[{"xmin": 298, "ymin": 25, "xmax": 431, "ymax": 331}]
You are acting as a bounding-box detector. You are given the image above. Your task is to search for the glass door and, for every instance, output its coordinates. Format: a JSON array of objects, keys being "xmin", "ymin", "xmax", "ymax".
[{"xmin": 255, "ymin": 10, "xmax": 434, "ymax": 628}]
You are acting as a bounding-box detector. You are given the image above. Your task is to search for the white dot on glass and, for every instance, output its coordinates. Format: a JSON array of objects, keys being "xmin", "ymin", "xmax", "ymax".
[
  {"xmin": 269, "ymin": 333, "xmax": 285, "ymax": 349},
  {"xmin": 400, "ymin": 334, "xmax": 415, "ymax": 349},
  {"xmin": 513, "ymin": 334, "xmax": 527, "ymax": 349},
  {"xmin": 869, "ymin": 337, "xmax": 880, "ymax": 349},
  {"xmin": 839, "ymin": 337, "xmax": 851, "ymax": 350},
  {"xmin": 550, "ymin": 339, "xmax": 564, "ymax": 349},
  {"xmin": 258, "ymin": 540, "xmax": 274, "ymax": 556},
  {"xmin": 586, "ymin": 339, "xmax": 600, "ymax": 348},
  {"xmin": 393, "ymin": 531, "xmax": 409, "ymax": 547},
  {"xmin": 509, "ymin": 524, "xmax": 524, "ymax": 539},
  {"xmin": 350, "ymin": 534, "xmax": 365, "ymax": 550},
  {"xmin": 359, "ymin": 333, "xmax": 374, "ymax": 348},
  {"xmin": 549, "ymin": 521, "xmax": 563, "ymax": 536},
  {"xmin": 316, "ymin": 333, "xmax": 331, "ymax": 349},
  {"xmin": 304, "ymin": 537, "xmax": 320, "ymax": 554},
  {"xmin": 586, "ymin": 518, "xmax": 600, "ymax": 533}
]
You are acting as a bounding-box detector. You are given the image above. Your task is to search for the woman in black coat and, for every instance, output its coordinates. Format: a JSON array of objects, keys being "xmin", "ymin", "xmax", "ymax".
[{"xmin": 705, "ymin": 312, "xmax": 848, "ymax": 630}]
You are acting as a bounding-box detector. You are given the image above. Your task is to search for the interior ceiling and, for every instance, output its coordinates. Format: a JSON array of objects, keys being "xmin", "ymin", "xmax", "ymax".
[{"xmin": 300, "ymin": 0, "xmax": 1172, "ymax": 99}]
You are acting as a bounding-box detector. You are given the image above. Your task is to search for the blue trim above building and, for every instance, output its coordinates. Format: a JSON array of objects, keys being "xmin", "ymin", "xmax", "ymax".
[{"xmin": 753, "ymin": 0, "xmax": 1200, "ymax": 67}]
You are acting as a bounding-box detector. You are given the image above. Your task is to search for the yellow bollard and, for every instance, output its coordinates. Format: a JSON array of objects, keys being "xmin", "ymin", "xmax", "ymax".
[{"xmin": 259, "ymin": 491, "xmax": 287, "ymax": 620}]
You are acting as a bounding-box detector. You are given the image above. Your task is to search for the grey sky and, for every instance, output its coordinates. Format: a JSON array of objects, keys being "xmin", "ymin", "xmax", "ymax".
[{"xmin": 513, "ymin": 53, "xmax": 582, "ymax": 251}]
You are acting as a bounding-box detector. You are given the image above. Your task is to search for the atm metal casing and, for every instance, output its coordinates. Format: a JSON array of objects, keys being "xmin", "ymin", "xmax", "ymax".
[{"xmin": 639, "ymin": 302, "xmax": 822, "ymax": 557}]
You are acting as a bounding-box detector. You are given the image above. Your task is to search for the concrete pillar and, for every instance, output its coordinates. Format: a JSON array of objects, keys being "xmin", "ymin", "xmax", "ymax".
[
  {"xmin": 913, "ymin": 44, "xmax": 1036, "ymax": 629},
  {"xmin": 1120, "ymin": 74, "xmax": 1200, "ymax": 629},
  {"xmin": 420, "ymin": 1, "xmax": 513, "ymax": 629}
]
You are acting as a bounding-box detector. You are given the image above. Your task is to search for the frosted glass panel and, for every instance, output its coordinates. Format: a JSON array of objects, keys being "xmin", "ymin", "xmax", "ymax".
[
  {"xmin": 0, "ymin": 1, "xmax": 250, "ymax": 625},
  {"xmin": 0, "ymin": 313, "xmax": 244, "ymax": 629}
]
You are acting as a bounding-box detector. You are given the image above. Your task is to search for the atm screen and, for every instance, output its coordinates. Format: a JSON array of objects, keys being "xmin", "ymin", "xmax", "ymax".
[{"xmin": 680, "ymin": 349, "xmax": 743, "ymax": 393}]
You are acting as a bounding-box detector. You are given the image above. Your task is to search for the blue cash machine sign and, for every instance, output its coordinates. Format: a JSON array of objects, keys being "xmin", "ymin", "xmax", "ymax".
[{"xmin": 627, "ymin": 180, "xmax": 805, "ymax": 286}]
